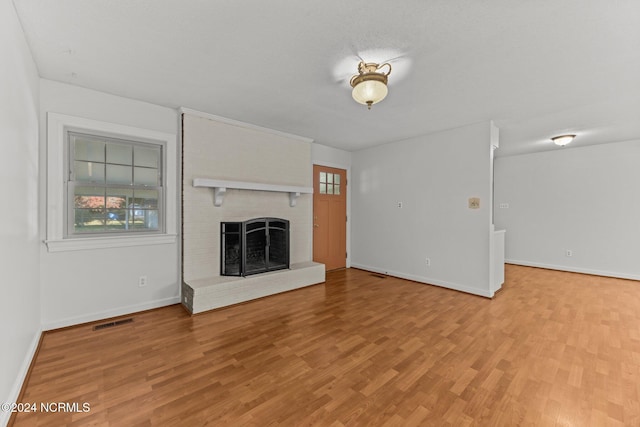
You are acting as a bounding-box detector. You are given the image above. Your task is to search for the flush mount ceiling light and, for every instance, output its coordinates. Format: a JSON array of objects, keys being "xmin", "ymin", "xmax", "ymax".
[
  {"xmin": 350, "ymin": 61, "xmax": 392, "ymax": 109},
  {"xmin": 551, "ymin": 134, "xmax": 576, "ymax": 146}
]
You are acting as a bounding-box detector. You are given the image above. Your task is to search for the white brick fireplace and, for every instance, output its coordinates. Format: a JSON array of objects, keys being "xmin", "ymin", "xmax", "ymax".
[{"xmin": 181, "ymin": 110, "xmax": 325, "ymax": 314}]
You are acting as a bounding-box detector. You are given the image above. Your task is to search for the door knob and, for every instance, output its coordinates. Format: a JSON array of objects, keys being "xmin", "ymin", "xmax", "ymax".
[{"xmin": 314, "ymin": 224, "xmax": 319, "ymax": 228}]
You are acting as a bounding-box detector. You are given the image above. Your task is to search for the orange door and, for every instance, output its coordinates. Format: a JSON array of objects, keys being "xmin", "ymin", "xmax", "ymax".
[{"xmin": 313, "ymin": 165, "xmax": 347, "ymax": 271}]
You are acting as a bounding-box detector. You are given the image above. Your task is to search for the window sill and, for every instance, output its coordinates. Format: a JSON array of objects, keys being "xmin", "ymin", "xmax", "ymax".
[{"xmin": 45, "ymin": 234, "xmax": 177, "ymax": 252}]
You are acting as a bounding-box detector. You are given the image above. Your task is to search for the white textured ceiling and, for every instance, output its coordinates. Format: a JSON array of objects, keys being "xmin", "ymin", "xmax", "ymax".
[{"xmin": 13, "ymin": 0, "xmax": 640, "ymax": 156}]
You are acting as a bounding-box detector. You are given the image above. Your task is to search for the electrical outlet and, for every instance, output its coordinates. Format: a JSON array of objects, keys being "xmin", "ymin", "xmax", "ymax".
[
  {"xmin": 138, "ymin": 276, "xmax": 147, "ymax": 287},
  {"xmin": 425, "ymin": 257, "xmax": 431, "ymax": 266},
  {"xmin": 397, "ymin": 202, "xmax": 403, "ymax": 208},
  {"xmin": 565, "ymin": 249, "xmax": 573, "ymax": 257}
]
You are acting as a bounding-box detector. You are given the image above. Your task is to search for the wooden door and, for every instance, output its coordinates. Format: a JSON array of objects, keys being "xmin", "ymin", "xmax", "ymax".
[{"xmin": 313, "ymin": 165, "xmax": 347, "ymax": 271}]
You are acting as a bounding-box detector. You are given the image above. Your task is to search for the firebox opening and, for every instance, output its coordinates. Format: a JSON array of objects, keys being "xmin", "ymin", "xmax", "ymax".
[{"xmin": 221, "ymin": 218, "xmax": 290, "ymax": 277}]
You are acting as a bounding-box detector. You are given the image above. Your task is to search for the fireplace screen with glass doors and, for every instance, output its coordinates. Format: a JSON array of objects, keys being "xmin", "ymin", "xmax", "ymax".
[{"xmin": 221, "ymin": 218, "xmax": 290, "ymax": 276}]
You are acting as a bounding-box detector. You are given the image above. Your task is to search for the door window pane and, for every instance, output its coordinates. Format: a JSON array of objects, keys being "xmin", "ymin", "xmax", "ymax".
[{"xmin": 317, "ymin": 170, "xmax": 344, "ymax": 197}]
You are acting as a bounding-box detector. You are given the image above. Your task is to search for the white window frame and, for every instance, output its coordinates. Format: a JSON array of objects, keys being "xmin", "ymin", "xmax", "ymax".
[
  {"xmin": 46, "ymin": 112, "xmax": 177, "ymax": 252},
  {"xmin": 66, "ymin": 131, "xmax": 165, "ymax": 237}
]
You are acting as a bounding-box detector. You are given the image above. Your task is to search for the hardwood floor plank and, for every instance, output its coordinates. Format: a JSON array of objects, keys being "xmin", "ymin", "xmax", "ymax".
[{"xmin": 11, "ymin": 265, "xmax": 640, "ymax": 426}]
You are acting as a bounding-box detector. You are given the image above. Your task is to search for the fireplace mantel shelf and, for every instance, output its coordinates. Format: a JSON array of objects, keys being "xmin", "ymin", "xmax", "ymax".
[{"xmin": 193, "ymin": 178, "xmax": 313, "ymax": 207}]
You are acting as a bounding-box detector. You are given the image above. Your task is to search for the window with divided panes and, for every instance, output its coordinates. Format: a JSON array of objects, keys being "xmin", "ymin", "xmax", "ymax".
[
  {"xmin": 319, "ymin": 171, "xmax": 341, "ymax": 195},
  {"xmin": 68, "ymin": 132, "xmax": 163, "ymax": 236}
]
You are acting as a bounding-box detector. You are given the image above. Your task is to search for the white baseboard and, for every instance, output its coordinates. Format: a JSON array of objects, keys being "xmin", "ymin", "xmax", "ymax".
[
  {"xmin": 350, "ymin": 263, "xmax": 493, "ymax": 298},
  {"xmin": 42, "ymin": 296, "xmax": 181, "ymax": 331},
  {"xmin": 1, "ymin": 327, "xmax": 42, "ymax": 427},
  {"xmin": 505, "ymin": 259, "xmax": 640, "ymax": 281}
]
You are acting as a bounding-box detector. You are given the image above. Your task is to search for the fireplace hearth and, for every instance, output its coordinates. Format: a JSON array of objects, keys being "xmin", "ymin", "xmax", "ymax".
[{"xmin": 221, "ymin": 218, "xmax": 290, "ymax": 276}]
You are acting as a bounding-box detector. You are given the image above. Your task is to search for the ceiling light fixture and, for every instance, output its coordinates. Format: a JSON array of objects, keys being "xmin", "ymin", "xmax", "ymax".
[
  {"xmin": 350, "ymin": 61, "xmax": 392, "ymax": 109},
  {"xmin": 551, "ymin": 134, "xmax": 576, "ymax": 146}
]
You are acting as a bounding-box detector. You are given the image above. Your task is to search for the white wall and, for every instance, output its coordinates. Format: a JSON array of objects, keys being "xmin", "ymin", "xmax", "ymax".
[
  {"xmin": 39, "ymin": 79, "xmax": 180, "ymax": 329},
  {"xmin": 311, "ymin": 143, "xmax": 352, "ymax": 169},
  {"xmin": 351, "ymin": 122, "xmax": 495, "ymax": 297},
  {"xmin": 495, "ymin": 140, "xmax": 640, "ymax": 280},
  {"xmin": 0, "ymin": 0, "xmax": 41, "ymax": 424}
]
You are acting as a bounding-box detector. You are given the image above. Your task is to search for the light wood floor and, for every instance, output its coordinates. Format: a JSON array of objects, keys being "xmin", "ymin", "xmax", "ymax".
[{"xmin": 11, "ymin": 265, "xmax": 640, "ymax": 426}]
